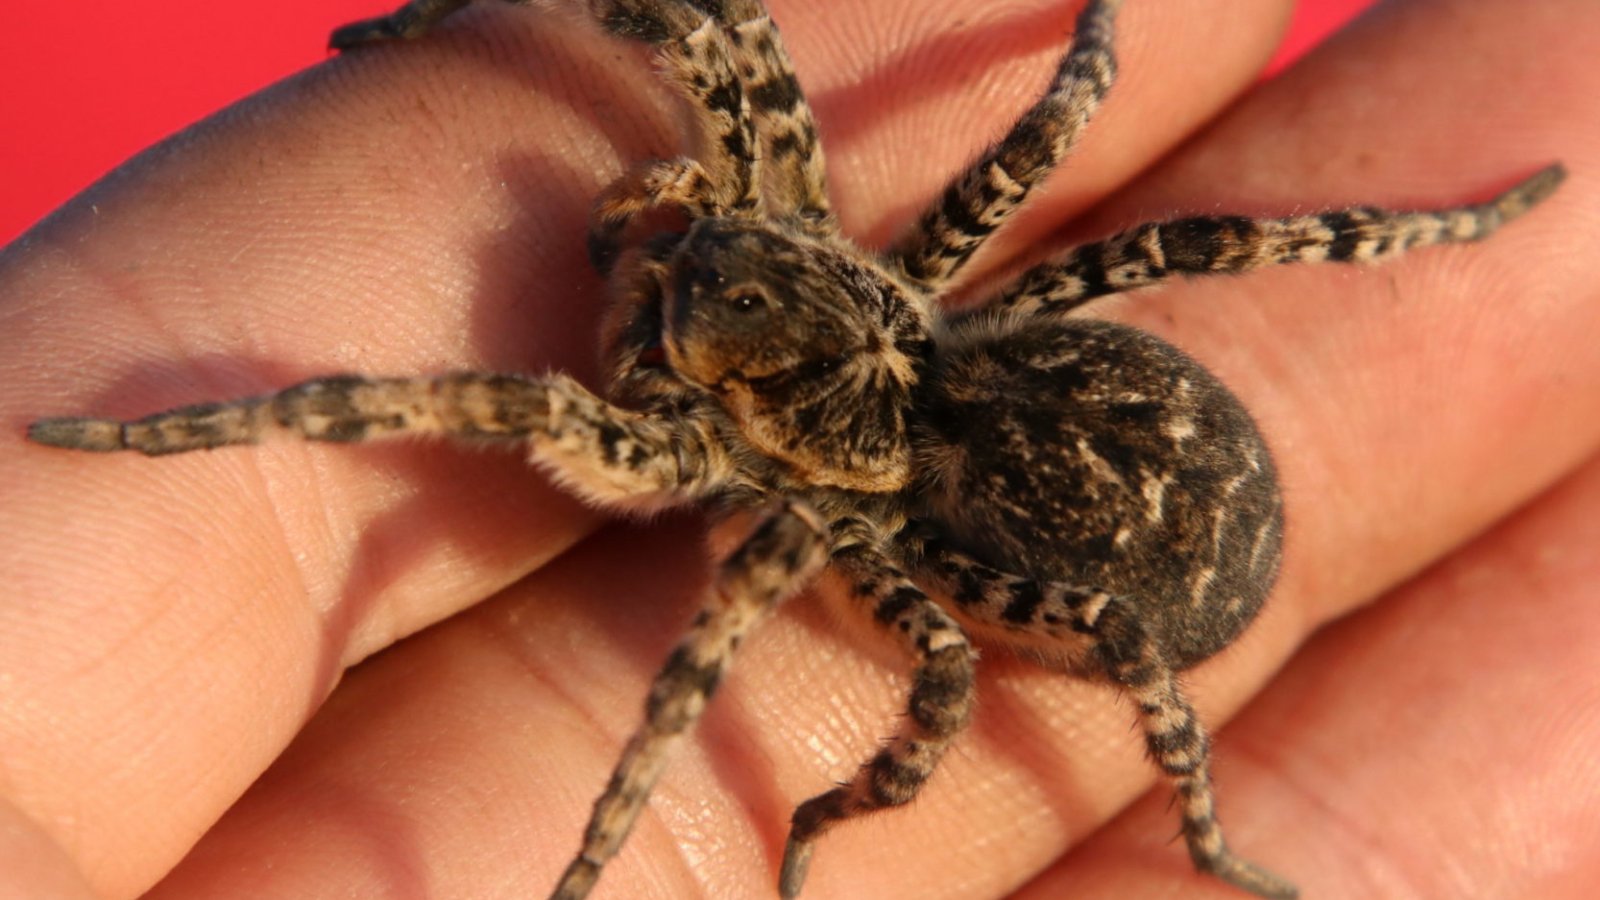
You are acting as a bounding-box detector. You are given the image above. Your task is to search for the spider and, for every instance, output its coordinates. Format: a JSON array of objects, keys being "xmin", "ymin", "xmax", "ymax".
[{"xmin": 27, "ymin": 0, "xmax": 1564, "ymax": 897}]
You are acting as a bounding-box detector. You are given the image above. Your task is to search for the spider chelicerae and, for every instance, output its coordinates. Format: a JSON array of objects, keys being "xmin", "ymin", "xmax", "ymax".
[{"xmin": 28, "ymin": 0, "xmax": 1565, "ymax": 897}]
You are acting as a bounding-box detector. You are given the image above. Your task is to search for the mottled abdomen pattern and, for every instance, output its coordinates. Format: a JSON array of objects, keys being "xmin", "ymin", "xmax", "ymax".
[{"xmin": 917, "ymin": 316, "xmax": 1282, "ymax": 668}]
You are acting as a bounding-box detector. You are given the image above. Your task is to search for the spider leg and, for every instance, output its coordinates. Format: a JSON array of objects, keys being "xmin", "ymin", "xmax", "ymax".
[
  {"xmin": 598, "ymin": 7, "xmax": 837, "ymax": 257},
  {"xmin": 587, "ymin": 2, "xmax": 844, "ymax": 263},
  {"xmin": 330, "ymin": 0, "xmax": 720, "ymax": 51},
  {"xmin": 552, "ymin": 499, "xmax": 829, "ymax": 900},
  {"xmin": 724, "ymin": 11, "xmax": 833, "ymax": 228},
  {"xmin": 328, "ymin": 0, "xmax": 484, "ymax": 50},
  {"xmin": 988, "ymin": 163, "xmax": 1567, "ymax": 318},
  {"xmin": 886, "ymin": 0, "xmax": 1122, "ymax": 293},
  {"xmin": 913, "ymin": 538, "xmax": 1298, "ymax": 900},
  {"xmin": 779, "ymin": 527, "xmax": 977, "ymax": 899},
  {"xmin": 29, "ymin": 372, "xmax": 723, "ymax": 505},
  {"xmin": 588, "ymin": 19, "xmax": 762, "ymax": 271}
]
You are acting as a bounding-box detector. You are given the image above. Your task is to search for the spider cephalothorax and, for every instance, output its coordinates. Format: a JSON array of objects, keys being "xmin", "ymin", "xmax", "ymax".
[
  {"xmin": 28, "ymin": 1, "xmax": 1563, "ymax": 898},
  {"xmin": 639, "ymin": 216, "xmax": 930, "ymax": 493}
]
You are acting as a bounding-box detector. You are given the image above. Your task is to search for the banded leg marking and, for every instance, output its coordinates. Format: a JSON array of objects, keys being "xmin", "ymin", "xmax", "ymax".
[
  {"xmin": 589, "ymin": 19, "xmax": 762, "ymax": 271},
  {"xmin": 28, "ymin": 372, "xmax": 547, "ymax": 454},
  {"xmin": 730, "ymin": 16, "xmax": 832, "ymax": 225},
  {"xmin": 29, "ymin": 372, "xmax": 719, "ymax": 502},
  {"xmin": 888, "ymin": 0, "xmax": 1123, "ymax": 292},
  {"xmin": 915, "ymin": 534, "xmax": 1114, "ymax": 637},
  {"xmin": 552, "ymin": 500, "xmax": 829, "ymax": 900},
  {"xmin": 779, "ymin": 539, "xmax": 976, "ymax": 899},
  {"xmin": 994, "ymin": 163, "xmax": 1568, "ymax": 317},
  {"xmin": 1092, "ymin": 601, "xmax": 1298, "ymax": 900}
]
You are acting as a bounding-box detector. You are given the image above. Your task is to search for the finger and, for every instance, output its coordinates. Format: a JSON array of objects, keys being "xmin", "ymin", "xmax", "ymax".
[
  {"xmin": 0, "ymin": 2, "xmax": 1294, "ymax": 896},
  {"xmin": 1019, "ymin": 447, "xmax": 1600, "ymax": 898}
]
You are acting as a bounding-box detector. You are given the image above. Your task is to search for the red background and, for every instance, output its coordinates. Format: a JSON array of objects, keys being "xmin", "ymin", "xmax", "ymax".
[{"xmin": 1, "ymin": 1, "xmax": 1375, "ymax": 245}]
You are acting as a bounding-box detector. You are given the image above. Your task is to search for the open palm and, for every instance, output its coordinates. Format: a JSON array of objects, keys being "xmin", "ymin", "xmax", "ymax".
[{"xmin": 2, "ymin": 1, "xmax": 1597, "ymax": 897}]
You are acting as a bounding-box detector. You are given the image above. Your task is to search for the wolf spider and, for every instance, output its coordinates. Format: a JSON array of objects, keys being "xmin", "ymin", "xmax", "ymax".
[{"xmin": 29, "ymin": 0, "xmax": 1564, "ymax": 897}]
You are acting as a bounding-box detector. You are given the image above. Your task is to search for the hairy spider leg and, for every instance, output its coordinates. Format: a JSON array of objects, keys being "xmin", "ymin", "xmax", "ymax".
[
  {"xmin": 27, "ymin": 372, "xmax": 722, "ymax": 505},
  {"xmin": 725, "ymin": 12, "xmax": 834, "ymax": 228},
  {"xmin": 887, "ymin": 0, "xmax": 1123, "ymax": 294},
  {"xmin": 778, "ymin": 523, "xmax": 978, "ymax": 899},
  {"xmin": 579, "ymin": 5, "xmax": 840, "ymax": 261},
  {"xmin": 589, "ymin": 19, "xmax": 763, "ymax": 272},
  {"xmin": 554, "ymin": 500, "xmax": 829, "ymax": 900},
  {"xmin": 911, "ymin": 538, "xmax": 1298, "ymax": 900},
  {"xmin": 990, "ymin": 163, "xmax": 1569, "ymax": 318}
]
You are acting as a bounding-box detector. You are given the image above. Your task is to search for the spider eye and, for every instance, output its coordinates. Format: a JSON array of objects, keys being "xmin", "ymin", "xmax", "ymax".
[{"xmin": 728, "ymin": 292, "xmax": 766, "ymax": 313}]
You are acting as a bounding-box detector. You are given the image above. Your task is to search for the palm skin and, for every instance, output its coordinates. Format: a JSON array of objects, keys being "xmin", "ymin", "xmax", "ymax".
[{"xmin": 0, "ymin": 0, "xmax": 1596, "ymax": 898}]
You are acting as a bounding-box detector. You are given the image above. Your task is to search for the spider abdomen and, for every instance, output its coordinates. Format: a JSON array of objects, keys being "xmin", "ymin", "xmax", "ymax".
[{"xmin": 915, "ymin": 315, "xmax": 1284, "ymax": 668}]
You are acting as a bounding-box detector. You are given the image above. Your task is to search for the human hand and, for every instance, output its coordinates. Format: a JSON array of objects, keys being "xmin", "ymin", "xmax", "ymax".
[{"xmin": 2, "ymin": 1, "xmax": 1596, "ymax": 897}]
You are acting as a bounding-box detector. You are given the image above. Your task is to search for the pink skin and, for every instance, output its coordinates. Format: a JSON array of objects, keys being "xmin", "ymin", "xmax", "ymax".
[{"xmin": 1, "ymin": 0, "xmax": 1596, "ymax": 897}]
